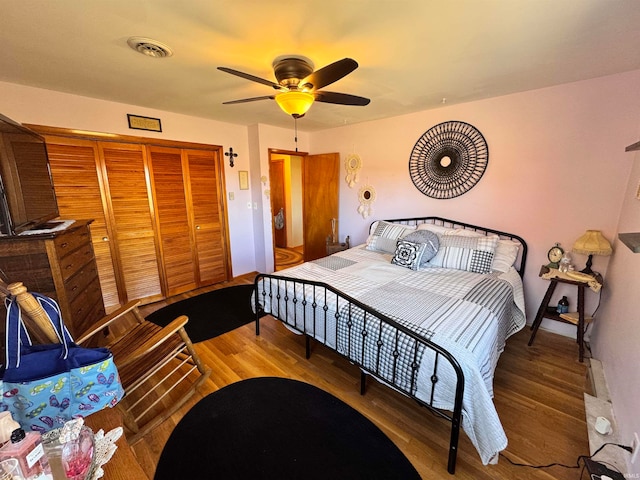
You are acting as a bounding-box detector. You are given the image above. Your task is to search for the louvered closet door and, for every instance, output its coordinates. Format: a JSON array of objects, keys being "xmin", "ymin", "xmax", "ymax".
[
  {"xmin": 44, "ymin": 137, "xmax": 119, "ymax": 309},
  {"xmin": 147, "ymin": 146, "xmax": 197, "ymax": 296},
  {"xmin": 185, "ymin": 149, "xmax": 229, "ymax": 285},
  {"xmin": 98, "ymin": 143, "xmax": 162, "ymax": 304}
]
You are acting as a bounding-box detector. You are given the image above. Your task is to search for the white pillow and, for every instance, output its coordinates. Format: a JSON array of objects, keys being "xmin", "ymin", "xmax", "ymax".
[
  {"xmin": 366, "ymin": 221, "xmax": 416, "ymax": 254},
  {"xmin": 444, "ymin": 228, "xmax": 485, "ymax": 237},
  {"xmin": 416, "ymin": 223, "xmax": 456, "ymax": 235},
  {"xmin": 492, "ymin": 239, "xmax": 521, "ymax": 273}
]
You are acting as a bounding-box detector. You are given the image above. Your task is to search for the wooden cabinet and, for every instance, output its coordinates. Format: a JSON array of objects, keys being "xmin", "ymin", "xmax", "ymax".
[
  {"xmin": 36, "ymin": 128, "xmax": 230, "ymax": 309},
  {"xmin": 98, "ymin": 142, "xmax": 163, "ymax": 305},
  {"xmin": 148, "ymin": 147, "xmax": 229, "ymax": 297},
  {"xmin": 187, "ymin": 149, "xmax": 228, "ymax": 285},
  {"xmin": 0, "ymin": 220, "xmax": 105, "ymax": 338}
]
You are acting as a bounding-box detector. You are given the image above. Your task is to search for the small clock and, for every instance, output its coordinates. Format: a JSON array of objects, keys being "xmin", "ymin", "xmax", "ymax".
[{"xmin": 547, "ymin": 243, "xmax": 564, "ymax": 269}]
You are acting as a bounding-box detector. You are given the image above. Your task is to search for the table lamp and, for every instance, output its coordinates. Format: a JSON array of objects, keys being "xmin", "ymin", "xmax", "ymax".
[{"xmin": 572, "ymin": 230, "xmax": 613, "ymax": 275}]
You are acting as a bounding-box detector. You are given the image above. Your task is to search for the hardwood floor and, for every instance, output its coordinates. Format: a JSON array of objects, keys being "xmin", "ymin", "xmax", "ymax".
[{"xmin": 132, "ymin": 273, "xmax": 589, "ymax": 479}]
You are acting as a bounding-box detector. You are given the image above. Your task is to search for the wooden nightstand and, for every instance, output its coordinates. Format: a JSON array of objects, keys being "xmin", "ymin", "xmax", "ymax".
[
  {"xmin": 528, "ymin": 265, "xmax": 603, "ymax": 362},
  {"xmin": 326, "ymin": 235, "xmax": 350, "ymax": 255}
]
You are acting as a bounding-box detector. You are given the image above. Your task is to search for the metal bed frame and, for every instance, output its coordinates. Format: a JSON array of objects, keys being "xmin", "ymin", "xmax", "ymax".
[{"xmin": 254, "ymin": 216, "xmax": 527, "ymax": 474}]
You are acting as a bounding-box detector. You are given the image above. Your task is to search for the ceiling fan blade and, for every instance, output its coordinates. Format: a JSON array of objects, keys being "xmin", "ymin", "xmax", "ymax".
[
  {"xmin": 222, "ymin": 95, "xmax": 275, "ymax": 105},
  {"xmin": 314, "ymin": 91, "xmax": 370, "ymax": 106},
  {"xmin": 302, "ymin": 58, "xmax": 358, "ymax": 91},
  {"xmin": 218, "ymin": 67, "xmax": 282, "ymax": 90}
]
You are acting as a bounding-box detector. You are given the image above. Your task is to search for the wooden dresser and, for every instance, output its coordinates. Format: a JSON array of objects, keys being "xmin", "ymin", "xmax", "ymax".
[{"xmin": 0, "ymin": 220, "xmax": 105, "ymax": 338}]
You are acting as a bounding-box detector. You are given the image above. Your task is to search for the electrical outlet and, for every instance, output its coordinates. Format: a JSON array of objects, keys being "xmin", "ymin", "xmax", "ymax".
[{"xmin": 631, "ymin": 432, "xmax": 640, "ymax": 464}]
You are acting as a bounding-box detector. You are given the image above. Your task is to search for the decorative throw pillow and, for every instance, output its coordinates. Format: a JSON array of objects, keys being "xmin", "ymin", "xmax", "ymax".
[
  {"xmin": 428, "ymin": 235, "xmax": 498, "ymax": 274},
  {"xmin": 491, "ymin": 239, "xmax": 520, "ymax": 273},
  {"xmin": 402, "ymin": 230, "xmax": 440, "ymax": 265},
  {"xmin": 366, "ymin": 221, "xmax": 416, "ymax": 254},
  {"xmin": 391, "ymin": 240, "xmax": 427, "ymax": 270}
]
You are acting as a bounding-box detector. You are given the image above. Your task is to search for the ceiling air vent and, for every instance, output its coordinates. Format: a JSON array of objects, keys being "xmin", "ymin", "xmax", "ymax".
[{"xmin": 127, "ymin": 37, "xmax": 173, "ymax": 58}]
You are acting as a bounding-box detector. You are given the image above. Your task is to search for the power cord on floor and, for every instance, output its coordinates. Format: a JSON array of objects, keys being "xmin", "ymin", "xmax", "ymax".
[{"xmin": 499, "ymin": 442, "xmax": 631, "ymax": 478}]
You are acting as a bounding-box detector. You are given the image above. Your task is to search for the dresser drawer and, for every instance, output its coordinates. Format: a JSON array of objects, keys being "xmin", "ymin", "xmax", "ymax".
[
  {"xmin": 59, "ymin": 244, "xmax": 95, "ymax": 283},
  {"xmin": 64, "ymin": 261, "xmax": 100, "ymax": 304},
  {"xmin": 68, "ymin": 277, "xmax": 105, "ymax": 337},
  {"xmin": 54, "ymin": 227, "xmax": 92, "ymax": 259}
]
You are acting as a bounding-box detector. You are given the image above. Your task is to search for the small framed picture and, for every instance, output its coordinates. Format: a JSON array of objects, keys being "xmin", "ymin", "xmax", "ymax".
[
  {"xmin": 239, "ymin": 171, "xmax": 249, "ymax": 190},
  {"xmin": 127, "ymin": 114, "xmax": 162, "ymax": 132}
]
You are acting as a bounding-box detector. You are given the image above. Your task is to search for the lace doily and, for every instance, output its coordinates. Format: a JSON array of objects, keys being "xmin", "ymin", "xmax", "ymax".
[{"xmin": 86, "ymin": 427, "xmax": 123, "ymax": 480}]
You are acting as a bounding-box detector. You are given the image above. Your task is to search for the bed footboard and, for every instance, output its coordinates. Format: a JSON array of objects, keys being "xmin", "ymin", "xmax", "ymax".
[{"xmin": 254, "ymin": 273, "xmax": 465, "ymax": 475}]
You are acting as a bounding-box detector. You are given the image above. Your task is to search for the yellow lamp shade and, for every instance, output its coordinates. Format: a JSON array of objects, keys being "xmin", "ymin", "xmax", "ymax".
[
  {"xmin": 275, "ymin": 91, "xmax": 314, "ymax": 118},
  {"xmin": 572, "ymin": 230, "xmax": 613, "ymax": 256}
]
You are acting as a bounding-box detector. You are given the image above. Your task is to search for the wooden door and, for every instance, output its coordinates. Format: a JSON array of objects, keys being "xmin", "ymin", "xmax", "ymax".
[
  {"xmin": 147, "ymin": 146, "xmax": 197, "ymax": 296},
  {"xmin": 44, "ymin": 136, "xmax": 120, "ymax": 309},
  {"xmin": 303, "ymin": 153, "xmax": 340, "ymax": 261},
  {"xmin": 269, "ymin": 159, "xmax": 287, "ymax": 248},
  {"xmin": 98, "ymin": 143, "xmax": 162, "ymax": 304},
  {"xmin": 185, "ymin": 148, "xmax": 229, "ymax": 285}
]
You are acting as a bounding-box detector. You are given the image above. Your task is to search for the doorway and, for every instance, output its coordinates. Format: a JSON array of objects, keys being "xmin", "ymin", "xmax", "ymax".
[
  {"xmin": 269, "ymin": 152, "xmax": 304, "ymax": 271},
  {"xmin": 268, "ymin": 149, "xmax": 340, "ymax": 271}
]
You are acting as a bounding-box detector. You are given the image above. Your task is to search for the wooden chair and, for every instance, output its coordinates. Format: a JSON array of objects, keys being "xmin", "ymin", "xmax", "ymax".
[{"xmin": 2, "ymin": 282, "xmax": 212, "ymax": 445}]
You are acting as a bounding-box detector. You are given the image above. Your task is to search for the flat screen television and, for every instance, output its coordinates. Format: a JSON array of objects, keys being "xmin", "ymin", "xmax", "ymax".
[{"xmin": 0, "ymin": 113, "xmax": 59, "ymax": 235}]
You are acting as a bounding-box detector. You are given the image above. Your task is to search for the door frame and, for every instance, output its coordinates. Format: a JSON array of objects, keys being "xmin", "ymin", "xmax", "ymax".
[{"xmin": 268, "ymin": 148, "xmax": 307, "ymax": 267}]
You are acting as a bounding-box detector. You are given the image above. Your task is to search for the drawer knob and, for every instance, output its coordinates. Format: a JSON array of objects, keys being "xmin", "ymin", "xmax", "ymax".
[
  {"xmin": 102, "ymin": 237, "xmax": 109, "ymax": 242},
  {"xmin": 60, "ymin": 242, "xmax": 68, "ymax": 248},
  {"xmin": 196, "ymin": 225, "xmax": 201, "ymax": 230}
]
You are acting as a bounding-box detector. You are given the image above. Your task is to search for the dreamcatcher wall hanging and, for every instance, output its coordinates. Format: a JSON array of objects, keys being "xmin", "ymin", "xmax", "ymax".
[
  {"xmin": 357, "ymin": 184, "xmax": 376, "ymax": 218},
  {"xmin": 344, "ymin": 153, "xmax": 362, "ymax": 188},
  {"xmin": 408, "ymin": 121, "xmax": 488, "ymax": 199}
]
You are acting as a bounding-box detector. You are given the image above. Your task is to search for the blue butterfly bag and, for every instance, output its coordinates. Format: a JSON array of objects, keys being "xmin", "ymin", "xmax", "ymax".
[{"xmin": 1, "ymin": 293, "xmax": 124, "ymax": 433}]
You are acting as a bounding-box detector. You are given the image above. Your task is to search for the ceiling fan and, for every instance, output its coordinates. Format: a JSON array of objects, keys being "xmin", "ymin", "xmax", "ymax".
[{"xmin": 217, "ymin": 56, "xmax": 370, "ymax": 118}]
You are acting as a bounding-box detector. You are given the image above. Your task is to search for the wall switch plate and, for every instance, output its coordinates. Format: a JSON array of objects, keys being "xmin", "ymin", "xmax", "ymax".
[{"xmin": 228, "ymin": 192, "xmax": 234, "ymax": 201}]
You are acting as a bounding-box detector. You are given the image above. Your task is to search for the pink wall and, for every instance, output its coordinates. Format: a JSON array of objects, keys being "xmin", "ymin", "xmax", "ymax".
[
  {"xmin": 592, "ymin": 150, "xmax": 640, "ymax": 475},
  {"xmin": 308, "ymin": 69, "xmax": 640, "ymax": 467},
  {"xmin": 311, "ymin": 70, "xmax": 640, "ymax": 337}
]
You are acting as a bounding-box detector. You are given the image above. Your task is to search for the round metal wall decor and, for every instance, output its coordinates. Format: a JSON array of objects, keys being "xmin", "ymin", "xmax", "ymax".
[{"xmin": 409, "ymin": 121, "xmax": 488, "ymax": 199}]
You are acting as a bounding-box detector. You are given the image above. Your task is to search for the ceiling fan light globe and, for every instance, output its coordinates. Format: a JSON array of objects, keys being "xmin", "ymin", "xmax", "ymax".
[{"xmin": 275, "ymin": 91, "xmax": 314, "ymax": 117}]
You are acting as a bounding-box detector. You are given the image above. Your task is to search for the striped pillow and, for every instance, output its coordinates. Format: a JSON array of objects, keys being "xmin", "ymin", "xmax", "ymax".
[
  {"xmin": 428, "ymin": 234, "xmax": 498, "ymax": 274},
  {"xmin": 366, "ymin": 221, "xmax": 416, "ymax": 254}
]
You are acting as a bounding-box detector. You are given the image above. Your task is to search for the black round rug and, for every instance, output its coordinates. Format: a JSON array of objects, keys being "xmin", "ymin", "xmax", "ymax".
[
  {"xmin": 145, "ymin": 284, "xmax": 262, "ymax": 343},
  {"xmin": 154, "ymin": 377, "xmax": 421, "ymax": 480}
]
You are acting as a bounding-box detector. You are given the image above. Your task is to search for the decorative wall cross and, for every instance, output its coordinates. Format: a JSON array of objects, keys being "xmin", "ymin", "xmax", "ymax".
[{"xmin": 225, "ymin": 147, "xmax": 238, "ymax": 167}]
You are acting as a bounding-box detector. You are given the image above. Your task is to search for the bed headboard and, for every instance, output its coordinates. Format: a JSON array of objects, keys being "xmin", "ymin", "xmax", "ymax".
[{"xmin": 379, "ymin": 216, "xmax": 528, "ymax": 278}]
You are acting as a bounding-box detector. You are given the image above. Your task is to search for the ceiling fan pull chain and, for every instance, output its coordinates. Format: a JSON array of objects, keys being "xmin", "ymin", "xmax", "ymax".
[{"xmin": 294, "ymin": 117, "xmax": 299, "ymax": 152}]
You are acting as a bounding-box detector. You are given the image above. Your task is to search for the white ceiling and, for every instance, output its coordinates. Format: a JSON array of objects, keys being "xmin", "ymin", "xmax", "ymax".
[{"xmin": 2, "ymin": 0, "xmax": 640, "ymax": 131}]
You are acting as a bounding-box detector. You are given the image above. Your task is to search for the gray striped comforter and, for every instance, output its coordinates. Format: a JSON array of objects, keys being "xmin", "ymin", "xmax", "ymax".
[{"xmin": 257, "ymin": 245, "xmax": 525, "ymax": 465}]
